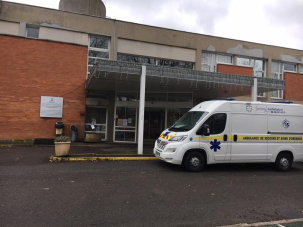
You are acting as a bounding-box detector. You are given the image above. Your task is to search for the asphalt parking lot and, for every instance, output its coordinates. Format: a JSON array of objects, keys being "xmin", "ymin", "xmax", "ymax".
[{"xmin": 1, "ymin": 146, "xmax": 303, "ymax": 227}]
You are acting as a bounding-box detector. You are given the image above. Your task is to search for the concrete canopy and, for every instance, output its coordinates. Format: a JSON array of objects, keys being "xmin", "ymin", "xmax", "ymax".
[{"xmin": 86, "ymin": 60, "xmax": 285, "ymax": 100}]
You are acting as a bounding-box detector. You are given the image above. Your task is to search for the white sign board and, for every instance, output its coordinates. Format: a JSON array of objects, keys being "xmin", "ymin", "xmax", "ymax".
[{"xmin": 40, "ymin": 96, "xmax": 63, "ymax": 118}]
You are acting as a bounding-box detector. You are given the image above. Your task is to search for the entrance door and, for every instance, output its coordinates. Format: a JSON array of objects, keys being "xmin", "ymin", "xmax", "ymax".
[
  {"xmin": 85, "ymin": 106, "xmax": 107, "ymax": 140},
  {"xmin": 114, "ymin": 107, "xmax": 137, "ymax": 142},
  {"xmin": 144, "ymin": 108, "xmax": 165, "ymax": 140}
]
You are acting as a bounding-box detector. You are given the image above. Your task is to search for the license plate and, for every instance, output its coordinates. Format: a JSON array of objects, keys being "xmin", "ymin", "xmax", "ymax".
[{"xmin": 155, "ymin": 151, "xmax": 160, "ymax": 157}]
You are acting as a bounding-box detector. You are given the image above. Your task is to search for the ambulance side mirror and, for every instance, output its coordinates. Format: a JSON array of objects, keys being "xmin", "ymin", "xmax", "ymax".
[{"xmin": 197, "ymin": 124, "xmax": 210, "ymax": 136}]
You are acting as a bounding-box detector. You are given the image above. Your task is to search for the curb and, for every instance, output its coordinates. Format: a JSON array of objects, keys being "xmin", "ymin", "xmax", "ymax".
[{"xmin": 50, "ymin": 156, "xmax": 159, "ymax": 162}]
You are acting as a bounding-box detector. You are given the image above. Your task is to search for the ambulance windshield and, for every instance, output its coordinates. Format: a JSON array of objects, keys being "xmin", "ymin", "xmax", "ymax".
[{"xmin": 169, "ymin": 111, "xmax": 208, "ymax": 132}]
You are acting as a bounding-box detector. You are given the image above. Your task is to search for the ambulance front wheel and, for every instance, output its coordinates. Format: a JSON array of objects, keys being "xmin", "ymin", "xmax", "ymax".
[
  {"xmin": 275, "ymin": 153, "xmax": 293, "ymax": 172},
  {"xmin": 183, "ymin": 151, "xmax": 206, "ymax": 172}
]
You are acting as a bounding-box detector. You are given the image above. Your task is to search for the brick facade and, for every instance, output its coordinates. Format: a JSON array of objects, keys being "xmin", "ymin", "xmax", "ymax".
[
  {"xmin": 284, "ymin": 72, "xmax": 303, "ymax": 101},
  {"xmin": 0, "ymin": 35, "xmax": 88, "ymax": 140},
  {"xmin": 217, "ymin": 64, "xmax": 253, "ymax": 76}
]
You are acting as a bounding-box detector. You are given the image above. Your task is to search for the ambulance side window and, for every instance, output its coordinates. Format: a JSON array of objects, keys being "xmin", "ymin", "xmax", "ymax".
[
  {"xmin": 202, "ymin": 113, "xmax": 227, "ymax": 135},
  {"xmin": 212, "ymin": 113, "xmax": 227, "ymax": 134}
]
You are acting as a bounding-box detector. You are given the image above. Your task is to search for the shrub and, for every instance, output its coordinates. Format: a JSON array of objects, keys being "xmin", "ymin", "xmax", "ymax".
[{"xmin": 55, "ymin": 136, "xmax": 71, "ymax": 142}]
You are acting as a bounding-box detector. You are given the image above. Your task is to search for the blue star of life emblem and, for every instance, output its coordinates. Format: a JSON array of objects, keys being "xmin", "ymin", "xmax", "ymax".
[
  {"xmin": 282, "ymin": 119, "xmax": 290, "ymax": 129},
  {"xmin": 210, "ymin": 139, "xmax": 221, "ymax": 152},
  {"xmin": 246, "ymin": 105, "xmax": 252, "ymax": 112}
]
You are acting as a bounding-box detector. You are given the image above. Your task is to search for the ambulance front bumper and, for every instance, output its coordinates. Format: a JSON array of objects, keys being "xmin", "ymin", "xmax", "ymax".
[{"xmin": 153, "ymin": 140, "xmax": 183, "ymax": 165}]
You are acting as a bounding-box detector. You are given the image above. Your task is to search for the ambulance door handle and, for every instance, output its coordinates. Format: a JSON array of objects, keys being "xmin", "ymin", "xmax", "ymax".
[
  {"xmin": 224, "ymin": 134, "xmax": 228, "ymax": 141},
  {"xmin": 233, "ymin": 135, "xmax": 238, "ymax": 142}
]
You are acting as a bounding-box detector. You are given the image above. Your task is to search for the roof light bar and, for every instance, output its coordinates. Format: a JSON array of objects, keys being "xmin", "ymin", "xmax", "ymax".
[
  {"xmin": 212, "ymin": 98, "xmax": 236, "ymax": 101},
  {"xmin": 270, "ymin": 101, "xmax": 293, "ymax": 104}
]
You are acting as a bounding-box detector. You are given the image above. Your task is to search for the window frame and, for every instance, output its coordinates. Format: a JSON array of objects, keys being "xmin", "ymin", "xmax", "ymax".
[
  {"xmin": 117, "ymin": 53, "xmax": 195, "ymax": 69},
  {"xmin": 300, "ymin": 65, "xmax": 303, "ymax": 74},
  {"xmin": 201, "ymin": 113, "xmax": 227, "ymax": 135},
  {"xmin": 283, "ymin": 63, "xmax": 297, "ymax": 73},
  {"xmin": 236, "ymin": 57, "xmax": 252, "ymax": 68},
  {"xmin": 26, "ymin": 25, "xmax": 40, "ymax": 39},
  {"xmin": 236, "ymin": 57, "xmax": 266, "ymax": 97},
  {"xmin": 271, "ymin": 61, "xmax": 284, "ymax": 99},
  {"xmin": 201, "ymin": 52, "xmax": 233, "ymax": 73},
  {"xmin": 87, "ymin": 35, "xmax": 110, "ymax": 76}
]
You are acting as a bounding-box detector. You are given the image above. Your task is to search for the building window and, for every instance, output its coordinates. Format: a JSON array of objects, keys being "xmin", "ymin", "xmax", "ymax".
[
  {"xmin": 117, "ymin": 54, "xmax": 156, "ymax": 65},
  {"xmin": 237, "ymin": 57, "xmax": 266, "ymax": 97},
  {"xmin": 167, "ymin": 93, "xmax": 192, "ymax": 102},
  {"xmin": 301, "ymin": 65, "xmax": 303, "ymax": 74},
  {"xmin": 271, "ymin": 61, "xmax": 283, "ymax": 99},
  {"xmin": 26, "ymin": 26, "xmax": 39, "ymax": 39},
  {"xmin": 158, "ymin": 59, "xmax": 194, "ymax": 69},
  {"xmin": 201, "ymin": 52, "xmax": 232, "ymax": 72},
  {"xmin": 116, "ymin": 92, "xmax": 138, "ymax": 102},
  {"xmin": 88, "ymin": 36, "xmax": 110, "ymax": 76},
  {"xmin": 284, "ymin": 63, "xmax": 297, "ymax": 72},
  {"xmin": 167, "ymin": 108, "xmax": 190, "ymax": 128},
  {"xmin": 217, "ymin": 54, "xmax": 232, "ymax": 64},
  {"xmin": 237, "ymin": 57, "xmax": 251, "ymax": 67},
  {"xmin": 117, "ymin": 54, "xmax": 194, "ymax": 69}
]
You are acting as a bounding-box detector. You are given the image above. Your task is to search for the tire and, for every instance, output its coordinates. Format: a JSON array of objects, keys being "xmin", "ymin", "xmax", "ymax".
[
  {"xmin": 183, "ymin": 151, "xmax": 206, "ymax": 172},
  {"xmin": 275, "ymin": 153, "xmax": 293, "ymax": 172}
]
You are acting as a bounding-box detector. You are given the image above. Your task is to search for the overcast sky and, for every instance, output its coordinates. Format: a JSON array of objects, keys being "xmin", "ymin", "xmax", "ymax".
[{"xmin": 5, "ymin": 0, "xmax": 303, "ymax": 50}]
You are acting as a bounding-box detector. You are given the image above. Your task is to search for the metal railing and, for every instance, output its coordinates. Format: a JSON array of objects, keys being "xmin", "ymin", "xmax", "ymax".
[{"xmin": 88, "ymin": 60, "xmax": 285, "ymax": 90}]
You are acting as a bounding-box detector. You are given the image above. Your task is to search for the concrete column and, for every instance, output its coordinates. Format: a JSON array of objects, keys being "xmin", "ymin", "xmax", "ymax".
[
  {"xmin": 137, "ymin": 65, "xmax": 146, "ymax": 155},
  {"xmin": 251, "ymin": 77, "xmax": 258, "ymax": 102},
  {"xmin": 233, "ymin": 55, "xmax": 237, "ymax": 65},
  {"xmin": 265, "ymin": 58, "xmax": 272, "ymax": 101},
  {"xmin": 195, "ymin": 49, "xmax": 202, "ymax": 70}
]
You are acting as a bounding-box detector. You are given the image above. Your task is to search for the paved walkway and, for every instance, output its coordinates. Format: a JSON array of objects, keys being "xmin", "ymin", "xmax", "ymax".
[{"xmin": 1, "ymin": 142, "xmax": 155, "ymax": 156}]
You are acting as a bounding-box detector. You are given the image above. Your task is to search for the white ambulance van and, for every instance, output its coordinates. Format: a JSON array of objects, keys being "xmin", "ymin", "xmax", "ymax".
[{"xmin": 154, "ymin": 101, "xmax": 303, "ymax": 172}]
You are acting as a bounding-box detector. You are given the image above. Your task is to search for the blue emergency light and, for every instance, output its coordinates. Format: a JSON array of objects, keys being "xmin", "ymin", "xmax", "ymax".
[{"xmin": 212, "ymin": 98, "xmax": 236, "ymax": 101}]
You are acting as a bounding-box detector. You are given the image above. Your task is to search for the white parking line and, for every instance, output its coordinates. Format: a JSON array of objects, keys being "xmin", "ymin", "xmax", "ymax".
[{"xmin": 221, "ymin": 218, "xmax": 303, "ymax": 227}]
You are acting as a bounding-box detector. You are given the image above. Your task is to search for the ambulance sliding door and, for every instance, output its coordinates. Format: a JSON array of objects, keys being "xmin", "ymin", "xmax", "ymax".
[{"xmin": 230, "ymin": 103, "xmax": 268, "ymax": 161}]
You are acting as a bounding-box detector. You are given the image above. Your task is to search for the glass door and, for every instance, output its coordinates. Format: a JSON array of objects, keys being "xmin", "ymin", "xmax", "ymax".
[
  {"xmin": 144, "ymin": 108, "xmax": 165, "ymax": 140},
  {"xmin": 114, "ymin": 107, "xmax": 137, "ymax": 142},
  {"xmin": 85, "ymin": 106, "xmax": 107, "ymax": 140}
]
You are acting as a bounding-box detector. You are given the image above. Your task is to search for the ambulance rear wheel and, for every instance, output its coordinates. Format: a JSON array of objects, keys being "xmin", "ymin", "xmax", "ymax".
[
  {"xmin": 275, "ymin": 153, "xmax": 292, "ymax": 172},
  {"xmin": 184, "ymin": 151, "xmax": 206, "ymax": 172}
]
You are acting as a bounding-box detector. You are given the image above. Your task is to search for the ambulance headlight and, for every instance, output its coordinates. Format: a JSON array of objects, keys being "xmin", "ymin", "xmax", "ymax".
[{"xmin": 169, "ymin": 136, "xmax": 188, "ymax": 142}]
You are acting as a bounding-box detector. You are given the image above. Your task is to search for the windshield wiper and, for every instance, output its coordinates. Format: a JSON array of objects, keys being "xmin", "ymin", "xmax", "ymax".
[{"xmin": 169, "ymin": 127, "xmax": 187, "ymax": 132}]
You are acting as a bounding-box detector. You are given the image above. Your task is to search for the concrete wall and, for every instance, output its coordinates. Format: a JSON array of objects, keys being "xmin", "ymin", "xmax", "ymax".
[
  {"xmin": 0, "ymin": 35, "xmax": 88, "ymax": 140},
  {"xmin": 40, "ymin": 27, "xmax": 88, "ymax": 46},
  {"xmin": 117, "ymin": 39, "xmax": 196, "ymax": 62},
  {"xmin": 0, "ymin": 20, "xmax": 19, "ymax": 36}
]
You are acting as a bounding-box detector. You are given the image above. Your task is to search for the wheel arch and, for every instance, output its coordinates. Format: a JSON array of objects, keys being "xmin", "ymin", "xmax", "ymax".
[
  {"xmin": 181, "ymin": 149, "xmax": 208, "ymax": 166},
  {"xmin": 275, "ymin": 150, "xmax": 294, "ymax": 162}
]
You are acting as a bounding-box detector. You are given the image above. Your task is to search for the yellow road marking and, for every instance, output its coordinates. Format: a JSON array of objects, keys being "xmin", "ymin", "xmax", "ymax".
[{"xmin": 50, "ymin": 156, "xmax": 159, "ymax": 162}]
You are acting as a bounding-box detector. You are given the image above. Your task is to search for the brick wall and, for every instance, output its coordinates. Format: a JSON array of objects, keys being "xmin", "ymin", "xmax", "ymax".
[
  {"xmin": 217, "ymin": 64, "xmax": 253, "ymax": 76},
  {"xmin": 284, "ymin": 72, "xmax": 303, "ymax": 101},
  {"xmin": 216, "ymin": 64, "xmax": 253, "ymax": 98},
  {"xmin": 0, "ymin": 35, "xmax": 88, "ymax": 140}
]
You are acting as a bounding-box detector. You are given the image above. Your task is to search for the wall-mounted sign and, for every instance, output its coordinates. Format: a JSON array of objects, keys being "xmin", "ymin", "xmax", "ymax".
[{"xmin": 40, "ymin": 96, "xmax": 63, "ymax": 118}]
